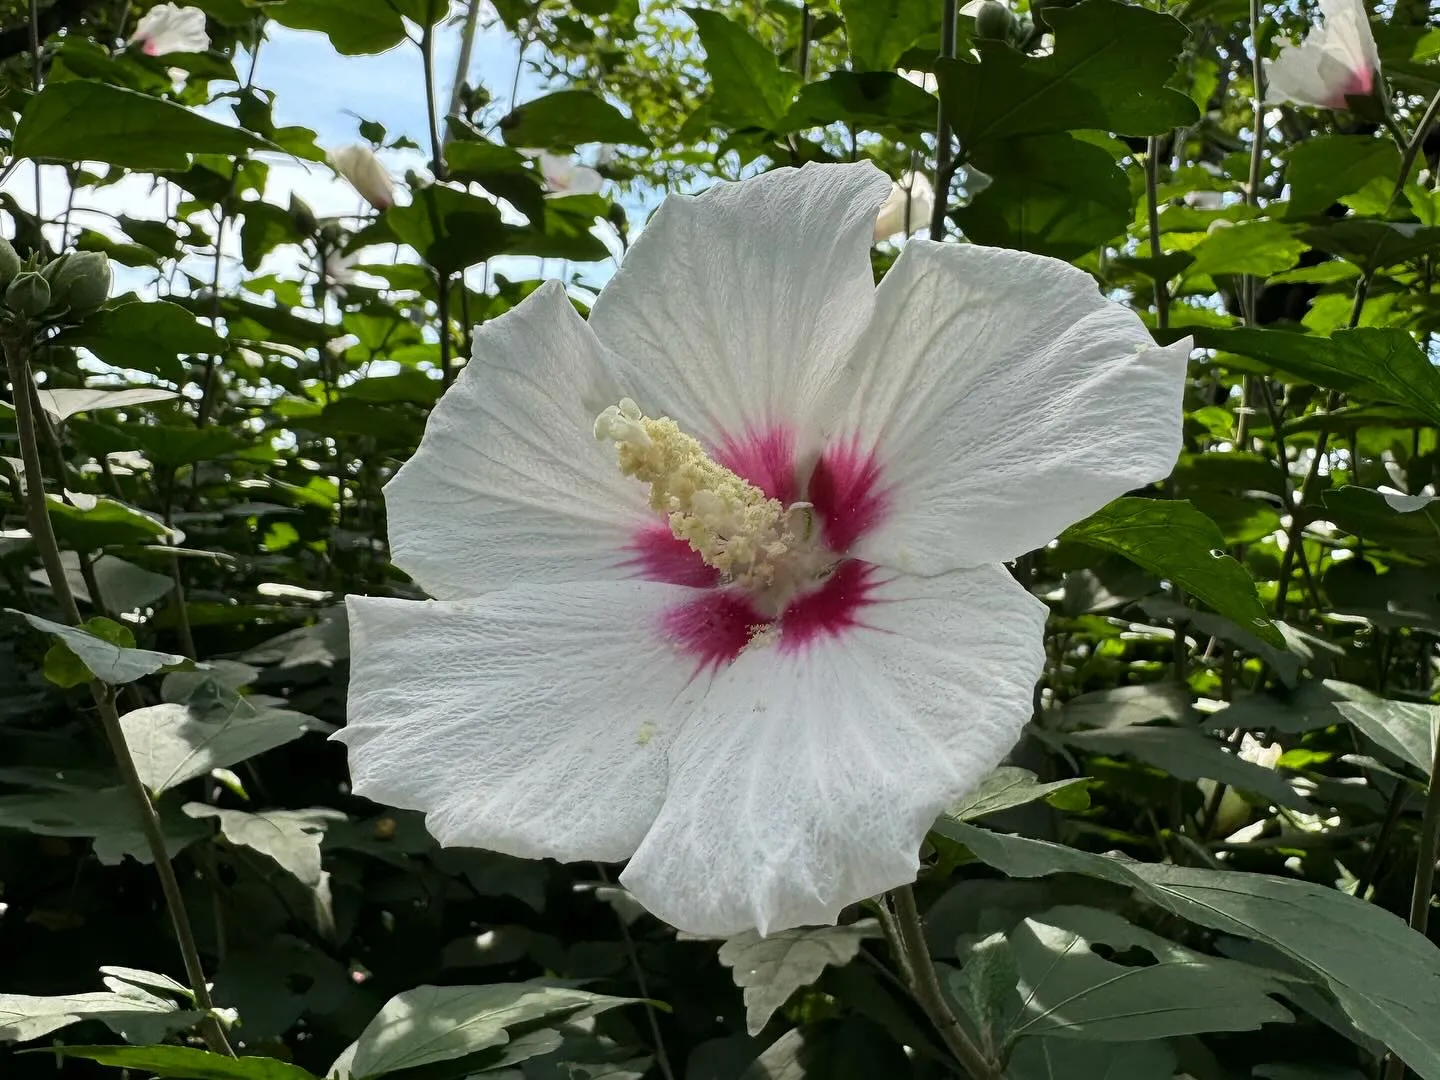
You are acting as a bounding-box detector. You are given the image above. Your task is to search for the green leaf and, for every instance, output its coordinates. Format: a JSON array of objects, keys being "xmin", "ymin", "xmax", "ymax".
[
  {"xmin": 1334, "ymin": 695, "xmax": 1440, "ymax": 775},
  {"xmin": 686, "ymin": 8, "xmax": 801, "ymax": 130},
  {"xmin": 1198, "ymin": 327, "xmax": 1440, "ymax": 425},
  {"xmin": 1305, "ymin": 218, "xmax": 1440, "ymax": 268},
  {"xmin": 239, "ymin": 199, "xmax": 306, "ymax": 272},
  {"xmin": 1060, "ymin": 498, "xmax": 1283, "ymax": 646},
  {"xmin": 1006, "ymin": 1039, "xmax": 1177, "ymax": 1080},
  {"xmin": 94, "ymin": 421, "xmax": 249, "ymax": 468},
  {"xmin": 384, "ymin": 184, "xmax": 507, "ymax": 273},
  {"xmin": 781, "ymin": 72, "xmax": 936, "ymax": 133},
  {"xmin": 937, "ymin": 0, "xmax": 1196, "ymax": 152},
  {"xmin": 266, "ymin": 0, "xmax": 407, "ymax": 55},
  {"xmin": 444, "ymin": 139, "xmax": 547, "ymax": 220},
  {"xmin": 0, "ymin": 787, "xmax": 207, "ymax": 864},
  {"xmin": 38, "ymin": 1046, "xmax": 320, "ymax": 1080},
  {"xmin": 1284, "ymin": 135, "xmax": 1401, "ymax": 219},
  {"xmin": 954, "ymin": 133, "xmax": 1130, "ymax": 259},
  {"xmin": 0, "ymin": 990, "xmax": 198, "ymax": 1045},
  {"xmin": 949, "ymin": 931, "xmax": 1020, "ymax": 1058},
  {"xmin": 499, "ymin": 89, "xmax": 646, "ymax": 149},
  {"xmin": 942, "ymin": 766, "xmax": 1091, "ymax": 824},
  {"xmin": 1184, "ymin": 220, "xmax": 1309, "ymax": 279},
  {"xmin": 45, "ymin": 494, "xmax": 171, "ymax": 550},
  {"xmin": 12, "ymin": 611, "xmax": 187, "ymax": 685},
  {"xmin": 55, "ymin": 301, "xmax": 223, "ymax": 382},
  {"xmin": 738, "ymin": 1021, "xmax": 912, "ymax": 1079},
  {"xmin": 840, "ymin": 0, "xmax": 936, "ymax": 71},
  {"xmin": 121, "ymin": 700, "xmax": 321, "ymax": 794},
  {"xmin": 14, "ymin": 82, "xmax": 264, "ymax": 170},
  {"xmin": 1321, "ymin": 487, "xmax": 1440, "ymax": 563},
  {"xmin": 329, "ymin": 984, "xmax": 636, "ymax": 1080},
  {"xmin": 950, "ymin": 821, "xmax": 1440, "ymax": 1080},
  {"xmin": 1056, "ymin": 684, "xmax": 1193, "ymax": 730},
  {"xmin": 182, "ymin": 805, "xmax": 344, "ymax": 886},
  {"xmin": 1004, "ymin": 914, "xmax": 1292, "ymax": 1042},
  {"xmin": 717, "ymin": 921, "xmax": 882, "ymax": 1036}
]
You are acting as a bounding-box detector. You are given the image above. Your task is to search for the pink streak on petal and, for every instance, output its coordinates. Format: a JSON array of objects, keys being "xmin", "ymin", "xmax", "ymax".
[
  {"xmin": 716, "ymin": 426, "xmax": 798, "ymax": 504},
  {"xmin": 779, "ymin": 560, "xmax": 885, "ymax": 653},
  {"xmin": 808, "ymin": 437, "xmax": 890, "ymax": 554},
  {"xmin": 662, "ymin": 589, "xmax": 769, "ymax": 671},
  {"xmin": 621, "ymin": 521, "xmax": 719, "ymax": 587}
]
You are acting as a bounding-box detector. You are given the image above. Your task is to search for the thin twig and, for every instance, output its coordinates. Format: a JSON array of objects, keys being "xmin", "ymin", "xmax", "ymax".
[
  {"xmin": 1144, "ymin": 134, "xmax": 1171, "ymax": 332},
  {"xmin": 421, "ymin": 22, "xmax": 446, "ymax": 179},
  {"xmin": 443, "ymin": 0, "xmax": 485, "ymax": 141},
  {"xmin": 594, "ymin": 867, "xmax": 676, "ymax": 1080},
  {"xmin": 929, "ymin": 0, "xmax": 957, "ymax": 239}
]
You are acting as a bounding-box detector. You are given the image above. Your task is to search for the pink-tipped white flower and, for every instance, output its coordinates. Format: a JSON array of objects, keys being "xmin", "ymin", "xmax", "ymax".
[
  {"xmin": 336, "ymin": 162, "xmax": 1189, "ymax": 936},
  {"xmin": 1264, "ymin": 0, "xmax": 1379, "ymax": 110},
  {"xmin": 327, "ymin": 145, "xmax": 396, "ymax": 212},
  {"xmin": 128, "ymin": 3, "xmax": 209, "ymax": 56},
  {"xmin": 874, "ymin": 171, "xmax": 935, "ymax": 241},
  {"xmin": 538, "ymin": 152, "xmax": 604, "ymax": 196}
]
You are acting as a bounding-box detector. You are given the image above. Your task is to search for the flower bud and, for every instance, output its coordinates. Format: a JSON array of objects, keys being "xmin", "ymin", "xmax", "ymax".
[
  {"xmin": 971, "ymin": 0, "xmax": 1015, "ymax": 39},
  {"xmin": 43, "ymin": 251, "xmax": 111, "ymax": 314},
  {"xmin": 0, "ymin": 238, "xmax": 21, "ymax": 288},
  {"xmin": 327, "ymin": 144, "xmax": 396, "ymax": 212},
  {"xmin": 6, "ymin": 271, "xmax": 51, "ymax": 318}
]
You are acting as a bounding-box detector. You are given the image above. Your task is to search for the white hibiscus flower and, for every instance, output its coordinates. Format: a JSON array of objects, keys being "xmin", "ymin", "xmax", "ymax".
[
  {"xmin": 128, "ymin": 3, "xmax": 209, "ymax": 56},
  {"xmin": 1264, "ymin": 0, "xmax": 1379, "ymax": 110},
  {"xmin": 336, "ymin": 162, "xmax": 1190, "ymax": 936},
  {"xmin": 537, "ymin": 152, "xmax": 604, "ymax": 196},
  {"xmin": 874, "ymin": 171, "xmax": 935, "ymax": 241}
]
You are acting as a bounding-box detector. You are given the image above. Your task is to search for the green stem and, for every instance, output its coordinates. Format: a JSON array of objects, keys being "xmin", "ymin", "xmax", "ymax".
[
  {"xmin": 5, "ymin": 336, "xmax": 233, "ymax": 1057},
  {"xmin": 1143, "ymin": 134, "xmax": 1170, "ymax": 333},
  {"xmin": 890, "ymin": 885, "xmax": 999, "ymax": 1080},
  {"xmin": 929, "ymin": 0, "xmax": 957, "ymax": 239},
  {"xmin": 421, "ymin": 22, "xmax": 446, "ymax": 180}
]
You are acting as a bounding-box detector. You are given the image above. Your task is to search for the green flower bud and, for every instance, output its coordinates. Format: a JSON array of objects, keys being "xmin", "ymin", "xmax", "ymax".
[
  {"xmin": 973, "ymin": 1, "xmax": 1016, "ymax": 40},
  {"xmin": 0, "ymin": 238, "xmax": 21, "ymax": 288},
  {"xmin": 44, "ymin": 251, "xmax": 111, "ymax": 314},
  {"xmin": 5, "ymin": 271, "xmax": 51, "ymax": 318}
]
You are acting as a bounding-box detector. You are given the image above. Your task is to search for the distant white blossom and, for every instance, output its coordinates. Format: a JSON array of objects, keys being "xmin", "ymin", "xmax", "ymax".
[
  {"xmin": 1264, "ymin": 0, "xmax": 1379, "ymax": 109},
  {"xmin": 537, "ymin": 152, "xmax": 604, "ymax": 197},
  {"xmin": 129, "ymin": 3, "xmax": 209, "ymax": 56},
  {"xmin": 327, "ymin": 145, "xmax": 396, "ymax": 212},
  {"xmin": 874, "ymin": 171, "xmax": 935, "ymax": 241}
]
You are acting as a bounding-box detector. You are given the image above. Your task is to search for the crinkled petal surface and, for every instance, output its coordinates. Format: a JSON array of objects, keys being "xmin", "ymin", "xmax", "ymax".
[
  {"xmin": 339, "ymin": 582, "xmax": 707, "ymax": 863},
  {"xmin": 620, "ymin": 565, "xmax": 1047, "ymax": 935},
  {"xmin": 383, "ymin": 280, "xmax": 648, "ymax": 599},
  {"xmin": 816, "ymin": 241, "xmax": 1189, "ymax": 573},
  {"xmin": 589, "ymin": 162, "xmax": 891, "ymax": 445}
]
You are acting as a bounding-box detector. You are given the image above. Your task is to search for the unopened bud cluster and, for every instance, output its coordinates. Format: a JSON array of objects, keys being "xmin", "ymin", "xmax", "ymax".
[{"xmin": 0, "ymin": 238, "xmax": 111, "ymax": 330}]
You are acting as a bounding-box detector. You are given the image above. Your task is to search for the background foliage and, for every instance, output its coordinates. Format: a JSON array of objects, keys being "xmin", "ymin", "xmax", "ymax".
[{"xmin": 3, "ymin": 0, "xmax": 1440, "ymax": 1078}]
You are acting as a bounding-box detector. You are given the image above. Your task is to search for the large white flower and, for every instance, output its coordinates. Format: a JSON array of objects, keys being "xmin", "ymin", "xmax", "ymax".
[
  {"xmin": 337, "ymin": 162, "xmax": 1190, "ymax": 936},
  {"xmin": 327, "ymin": 145, "xmax": 396, "ymax": 212},
  {"xmin": 128, "ymin": 3, "xmax": 209, "ymax": 56},
  {"xmin": 1264, "ymin": 0, "xmax": 1379, "ymax": 110}
]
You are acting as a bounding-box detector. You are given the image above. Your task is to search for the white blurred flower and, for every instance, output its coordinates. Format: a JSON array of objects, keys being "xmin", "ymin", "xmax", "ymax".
[
  {"xmin": 874, "ymin": 171, "xmax": 935, "ymax": 241},
  {"xmin": 128, "ymin": 3, "xmax": 209, "ymax": 56},
  {"xmin": 1183, "ymin": 190, "xmax": 1225, "ymax": 210},
  {"xmin": 327, "ymin": 145, "xmax": 396, "ymax": 212},
  {"xmin": 1203, "ymin": 734, "xmax": 1284, "ymax": 838},
  {"xmin": 337, "ymin": 162, "xmax": 1190, "ymax": 936},
  {"xmin": 1264, "ymin": 0, "xmax": 1379, "ymax": 109},
  {"xmin": 537, "ymin": 152, "xmax": 604, "ymax": 197}
]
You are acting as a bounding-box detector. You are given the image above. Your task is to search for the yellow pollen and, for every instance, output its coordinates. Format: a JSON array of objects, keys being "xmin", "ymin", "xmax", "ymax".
[{"xmin": 594, "ymin": 398, "xmax": 797, "ymax": 590}]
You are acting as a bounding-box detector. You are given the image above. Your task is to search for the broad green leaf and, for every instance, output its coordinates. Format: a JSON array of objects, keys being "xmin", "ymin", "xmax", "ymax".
[
  {"xmin": 781, "ymin": 72, "xmax": 936, "ymax": 133},
  {"xmin": 183, "ymin": 805, "xmax": 345, "ymax": 886},
  {"xmin": 383, "ymin": 184, "xmax": 508, "ymax": 273},
  {"xmin": 445, "ymin": 139, "xmax": 547, "ymax": 219},
  {"xmin": 1007, "ymin": 1038, "xmax": 1177, "ymax": 1080},
  {"xmin": 0, "ymin": 786, "xmax": 206, "ymax": 864},
  {"xmin": 1138, "ymin": 595, "xmax": 1303, "ymax": 686},
  {"xmin": 840, "ymin": 0, "xmax": 936, "ymax": 71},
  {"xmin": 99, "ymin": 967, "xmax": 193, "ymax": 1000},
  {"xmin": 45, "ymin": 495, "xmax": 171, "ymax": 550},
  {"xmin": 15, "ymin": 82, "xmax": 264, "ymax": 169},
  {"xmin": 93, "ymin": 421, "xmax": 249, "ymax": 468},
  {"xmin": 33, "ymin": 387, "xmax": 177, "ymax": 420},
  {"xmin": 1321, "ymin": 487, "xmax": 1440, "ymax": 563},
  {"xmin": 121, "ymin": 700, "xmax": 320, "ymax": 794},
  {"xmin": 949, "ymin": 931, "xmax": 1020, "ymax": 1057},
  {"xmin": 38, "ymin": 1046, "xmax": 319, "ymax": 1080},
  {"xmin": 938, "ymin": 0, "xmax": 1195, "ymax": 151},
  {"xmin": 1184, "ymin": 220, "xmax": 1309, "ymax": 279},
  {"xmin": 0, "ymin": 989, "xmax": 199, "ymax": 1045},
  {"xmin": 1060, "ymin": 498, "xmax": 1284, "ymax": 646},
  {"xmin": 1199, "ymin": 327, "xmax": 1440, "ymax": 426},
  {"xmin": 267, "ymin": 0, "xmax": 406, "ymax": 55},
  {"xmin": 717, "ymin": 921, "xmax": 882, "ymax": 1035},
  {"xmin": 12, "ymin": 611, "xmax": 187, "ymax": 685},
  {"xmin": 1305, "ymin": 219, "xmax": 1440, "ymax": 269},
  {"xmin": 499, "ymin": 90, "xmax": 647, "ymax": 149},
  {"xmin": 329, "ymin": 984, "xmax": 636, "ymax": 1080},
  {"xmin": 1063, "ymin": 725, "xmax": 1310, "ymax": 810},
  {"xmin": 1284, "ymin": 135, "xmax": 1401, "ymax": 219},
  {"xmin": 942, "ymin": 766, "xmax": 1090, "ymax": 823},
  {"xmin": 56, "ymin": 300, "xmax": 224, "ymax": 382},
  {"xmin": 1004, "ymin": 915, "xmax": 1292, "ymax": 1042},
  {"xmin": 1335, "ymin": 695, "xmax": 1440, "ymax": 775},
  {"xmin": 950, "ymin": 821, "xmax": 1440, "ymax": 1080},
  {"xmin": 1056, "ymin": 684, "xmax": 1193, "ymax": 730},
  {"xmin": 954, "ymin": 133, "xmax": 1130, "ymax": 259},
  {"xmin": 686, "ymin": 8, "xmax": 801, "ymax": 130}
]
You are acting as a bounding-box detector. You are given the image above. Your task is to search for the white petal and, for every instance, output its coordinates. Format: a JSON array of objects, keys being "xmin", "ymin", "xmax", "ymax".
[
  {"xmin": 1263, "ymin": 0, "xmax": 1377, "ymax": 108},
  {"xmin": 327, "ymin": 144, "xmax": 395, "ymax": 211},
  {"xmin": 874, "ymin": 172, "xmax": 935, "ymax": 242},
  {"xmin": 338, "ymin": 581, "xmax": 705, "ymax": 863},
  {"xmin": 130, "ymin": 3, "xmax": 209, "ymax": 55},
  {"xmin": 817, "ymin": 240, "xmax": 1189, "ymax": 573},
  {"xmin": 384, "ymin": 279, "xmax": 648, "ymax": 599},
  {"xmin": 621, "ymin": 565, "xmax": 1047, "ymax": 935},
  {"xmin": 589, "ymin": 162, "xmax": 891, "ymax": 446}
]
